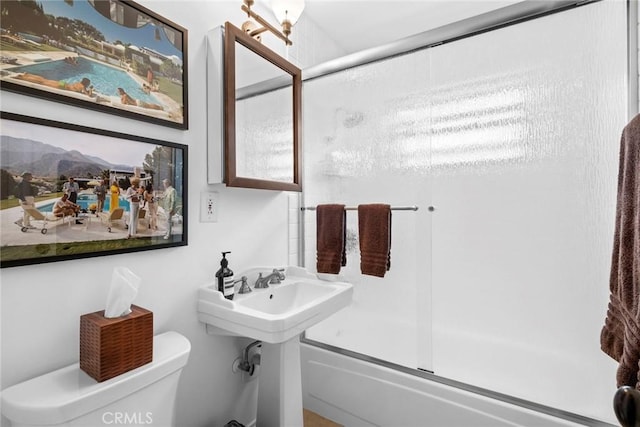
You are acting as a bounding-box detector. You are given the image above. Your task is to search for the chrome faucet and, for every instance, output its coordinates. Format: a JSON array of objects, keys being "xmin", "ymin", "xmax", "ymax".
[{"xmin": 254, "ymin": 268, "xmax": 285, "ymax": 289}]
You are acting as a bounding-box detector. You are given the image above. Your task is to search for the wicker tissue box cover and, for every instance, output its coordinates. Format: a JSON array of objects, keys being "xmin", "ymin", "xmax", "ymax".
[{"xmin": 80, "ymin": 304, "xmax": 153, "ymax": 382}]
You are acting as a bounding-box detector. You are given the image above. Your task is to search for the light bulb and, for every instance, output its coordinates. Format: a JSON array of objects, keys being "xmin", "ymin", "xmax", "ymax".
[{"xmin": 270, "ymin": 0, "xmax": 305, "ymax": 26}]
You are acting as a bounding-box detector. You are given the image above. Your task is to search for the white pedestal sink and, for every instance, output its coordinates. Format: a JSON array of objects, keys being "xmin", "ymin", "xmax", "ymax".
[{"xmin": 197, "ymin": 266, "xmax": 353, "ymax": 427}]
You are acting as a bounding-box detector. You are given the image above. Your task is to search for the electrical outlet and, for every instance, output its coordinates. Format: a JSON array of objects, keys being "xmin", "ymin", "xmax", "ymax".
[{"xmin": 201, "ymin": 192, "xmax": 219, "ymax": 222}]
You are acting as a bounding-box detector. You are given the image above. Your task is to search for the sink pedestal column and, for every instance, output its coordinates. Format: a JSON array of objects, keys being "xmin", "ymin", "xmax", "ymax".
[{"xmin": 257, "ymin": 337, "xmax": 303, "ymax": 427}]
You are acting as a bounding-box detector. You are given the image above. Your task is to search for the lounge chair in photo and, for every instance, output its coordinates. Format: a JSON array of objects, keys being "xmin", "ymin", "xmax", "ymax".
[
  {"xmin": 19, "ymin": 207, "xmax": 73, "ymax": 234},
  {"xmin": 99, "ymin": 208, "xmax": 126, "ymax": 232}
]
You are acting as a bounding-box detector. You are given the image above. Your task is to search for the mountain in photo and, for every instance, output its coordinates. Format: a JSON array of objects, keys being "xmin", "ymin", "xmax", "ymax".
[{"xmin": 1, "ymin": 135, "xmax": 132, "ymax": 178}]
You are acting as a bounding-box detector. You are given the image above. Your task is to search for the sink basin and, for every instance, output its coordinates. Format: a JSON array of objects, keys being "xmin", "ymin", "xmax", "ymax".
[{"xmin": 197, "ymin": 266, "xmax": 353, "ymax": 343}]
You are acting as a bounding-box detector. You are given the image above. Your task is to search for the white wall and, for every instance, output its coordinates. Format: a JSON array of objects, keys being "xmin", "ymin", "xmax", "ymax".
[{"xmin": 0, "ymin": 2, "xmax": 341, "ymax": 426}]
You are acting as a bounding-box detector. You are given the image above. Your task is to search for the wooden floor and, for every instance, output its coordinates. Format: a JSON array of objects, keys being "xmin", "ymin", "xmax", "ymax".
[{"xmin": 303, "ymin": 409, "xmax": 342, "ymax": 427}]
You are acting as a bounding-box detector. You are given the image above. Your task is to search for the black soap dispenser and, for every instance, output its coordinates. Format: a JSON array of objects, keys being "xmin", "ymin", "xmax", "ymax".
[{"xmin": 216, "ymin": 251, "xmax": 235, "ymax": 300}]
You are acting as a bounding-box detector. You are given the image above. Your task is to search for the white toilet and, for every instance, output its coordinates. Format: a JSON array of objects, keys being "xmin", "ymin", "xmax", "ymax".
[{"xmin": 1, "ymin": 331, "xmax": 190, "ymax": 427}]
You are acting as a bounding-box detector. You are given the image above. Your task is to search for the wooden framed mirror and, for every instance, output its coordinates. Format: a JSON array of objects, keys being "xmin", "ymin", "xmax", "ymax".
[{"xmin": 224, "ymin": 22, "xmax": 302, "ymax": 191}]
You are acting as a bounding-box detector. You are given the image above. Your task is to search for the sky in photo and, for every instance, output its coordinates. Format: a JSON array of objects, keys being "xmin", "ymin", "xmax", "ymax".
[
  {"xmin": 41, "ymin": 0, "xmax": 182, "ymax": 61},
  {"xmin": 3, "ymin": 118, "xmax": 156, "ymax": 168}
]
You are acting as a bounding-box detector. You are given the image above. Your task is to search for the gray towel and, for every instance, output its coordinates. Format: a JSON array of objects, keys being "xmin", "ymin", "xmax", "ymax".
[{"xmin": 600, "ymin": 114, "xmax": 640, "ymax": 389}]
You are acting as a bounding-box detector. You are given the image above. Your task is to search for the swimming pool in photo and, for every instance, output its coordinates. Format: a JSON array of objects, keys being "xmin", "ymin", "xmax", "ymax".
[{"xmin": 9, "ymin": 57, "xmax": 160, "ymax": 104}]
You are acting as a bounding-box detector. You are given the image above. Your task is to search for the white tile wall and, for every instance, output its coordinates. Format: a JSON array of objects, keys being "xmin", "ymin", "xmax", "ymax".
[{"xmin": 288, "ymin": 192, "xmax": 301, "ymax": 266}]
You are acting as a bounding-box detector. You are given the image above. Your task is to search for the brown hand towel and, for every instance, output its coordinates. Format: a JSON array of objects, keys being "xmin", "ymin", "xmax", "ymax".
[
  {"xmin": 358, "ymin": 204, "xmax": 391, "ymax": 278},
  {"xmin": 316, "ymin": 204, "xmax": 347, "ymax": 274},
  {"xmin": 600, "ymin": 114, "xmax": 640, "ymax": 389}
]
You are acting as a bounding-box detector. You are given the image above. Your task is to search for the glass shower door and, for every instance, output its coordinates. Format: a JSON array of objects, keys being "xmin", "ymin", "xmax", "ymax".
[
  {"xmin": 302, "ymin": 49, "xmax": 433, "ymax": 371},
  {"xmin": 428, "ymin": 1, "xmax": 626, "ymax": 419},
  {"xmin": 302, "ymin": 7, "xmax": 626, "ymax": 421}
]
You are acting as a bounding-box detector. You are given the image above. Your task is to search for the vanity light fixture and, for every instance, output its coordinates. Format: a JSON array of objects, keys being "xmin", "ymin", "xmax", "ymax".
[{"xmin": 240, "ymin": 0, "xmax": 305, "ymax": 46}]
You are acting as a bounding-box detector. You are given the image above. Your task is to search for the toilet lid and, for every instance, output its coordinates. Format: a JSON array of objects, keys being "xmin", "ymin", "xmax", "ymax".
[{"xmin": 1, "ymin": 331, "xmax": 190, "ymax": 425}]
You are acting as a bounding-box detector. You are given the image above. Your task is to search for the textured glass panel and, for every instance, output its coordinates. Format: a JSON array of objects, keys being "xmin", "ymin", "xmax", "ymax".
[
  {"xmin": 236, "ymin": 87, "xmax": 294, "ymax": 182},
  {"xmin": 429, "ymin": 1, "xmax": 626, "ymax": 422},
  {"xmin": 235, "ymin": 41, "xmax": 294, "ymax": 183},
  {"xmin": 303, "ymin": 49, "xmax": 433, "ymax": 370}
]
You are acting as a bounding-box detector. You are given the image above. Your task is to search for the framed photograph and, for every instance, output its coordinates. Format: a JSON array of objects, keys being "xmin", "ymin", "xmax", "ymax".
[
  {"xmin": 0, "ymin": 111, "xmax": 188, "ymax": 268},
  {"xmin": 0, "ymin": 0, "xmax": 188, "ymax": 129}
]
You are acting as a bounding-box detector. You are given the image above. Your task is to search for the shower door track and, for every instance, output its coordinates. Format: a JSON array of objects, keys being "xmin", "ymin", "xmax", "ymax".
[
  {"xmin": 300, "ymin": 337, "xmax": 616, "ymax": 427},
  {"xmin": 303, "ymin": 0, "xmax": 602, "ymax": 82}
]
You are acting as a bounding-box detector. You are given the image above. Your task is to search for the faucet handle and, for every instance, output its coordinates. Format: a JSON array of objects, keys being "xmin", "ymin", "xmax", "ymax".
[{"xmin": 236, "ymin": 276, "xmax": 252, "ymax": 294}]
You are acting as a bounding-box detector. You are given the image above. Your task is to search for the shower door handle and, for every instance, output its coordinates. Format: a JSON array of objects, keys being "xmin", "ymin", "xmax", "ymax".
[{"xmin": 614, "ymin": 386, "xmax": 640, "ymax": 427}]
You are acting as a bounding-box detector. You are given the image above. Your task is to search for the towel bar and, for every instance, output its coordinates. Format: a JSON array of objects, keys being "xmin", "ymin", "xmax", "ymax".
[{"xmin": 301, "ymin": 205, "xmax": 419, "ymax": 211}]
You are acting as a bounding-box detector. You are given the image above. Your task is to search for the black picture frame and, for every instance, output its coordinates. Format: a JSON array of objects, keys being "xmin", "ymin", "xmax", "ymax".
[
  {"xmin": 0, "ymin": 111, "xmax": 188, "ymax": 268},
  {"xmin": 0, "ymin": 0, "xmax": 189, "ymax": 129}
]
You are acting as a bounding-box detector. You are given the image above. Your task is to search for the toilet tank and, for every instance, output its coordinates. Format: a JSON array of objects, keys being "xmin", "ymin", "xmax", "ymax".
[{"xmin": 1, "ymin": 331, "xmax": 191, "ymax": 427}]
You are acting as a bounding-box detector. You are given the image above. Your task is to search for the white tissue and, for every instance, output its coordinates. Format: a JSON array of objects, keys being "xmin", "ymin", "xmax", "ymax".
[{"xmin": 104, "ymin": 267, "xmax": 141, "ymax": 318}]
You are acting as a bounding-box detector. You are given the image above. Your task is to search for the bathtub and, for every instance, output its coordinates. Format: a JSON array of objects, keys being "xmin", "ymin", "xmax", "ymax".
[{"xmin": 300, "ymin": 343, "xmax": 608, "ymax": 427}]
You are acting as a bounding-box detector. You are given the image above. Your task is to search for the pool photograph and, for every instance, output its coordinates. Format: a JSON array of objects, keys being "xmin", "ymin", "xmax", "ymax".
[
  {"xmin": 0, "ymin": 112, "xmax": 188, "ymax": 268},
  {"xmin": 0, "ymin": 0, "xmax": 188, "ymax": 129}
]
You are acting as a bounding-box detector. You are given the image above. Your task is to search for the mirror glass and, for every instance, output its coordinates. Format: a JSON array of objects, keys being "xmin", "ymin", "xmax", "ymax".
[
  {"xmin": 235, "ymin": 44, "xmax": 294, "ymax": 183},
  {"xmin": 224, "ymin": 22, "xmax": 301, "ymax": 191}
]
